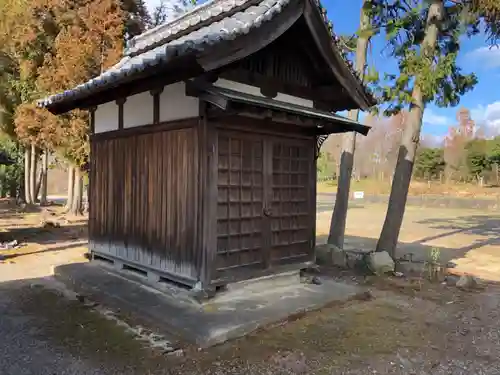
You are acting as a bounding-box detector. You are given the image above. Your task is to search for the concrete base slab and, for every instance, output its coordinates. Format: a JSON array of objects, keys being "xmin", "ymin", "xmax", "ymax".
[{"xmin": 55, "ymin": 262, "xmax": 365, "ymax": 348}]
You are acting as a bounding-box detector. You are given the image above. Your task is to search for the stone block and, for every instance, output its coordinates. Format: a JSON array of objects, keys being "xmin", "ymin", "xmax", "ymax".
[
  {"xmin": 456, "ymin": 275, "xmax": 478, "ymax": 289},
  {"xmin": 147, "ymin": 271, "xmax": 161, "ymax": 283},
  {"xmin": 367, "ymin": 251, "xmax": 395, "ymax": 275},
  {"xmin": 315, "ymin": 244, "xmax": 347, "ymax": 268}
]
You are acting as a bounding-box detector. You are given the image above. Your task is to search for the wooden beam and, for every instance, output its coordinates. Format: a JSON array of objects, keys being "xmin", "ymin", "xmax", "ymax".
[
  {"xmin": 314, "ymin": 84, "xmax": 347, "ymax": 97},
  {"xmin": 116, "ymin": 98, "xmax": 126, "ymax": 130},
  {"xmin": 221, "ymin": 69, "xmax": 344, "ymax": 103},
  {"xmin": 89, "ymin": 107, "xmax": 96, "ymax": 134},
  {"xmin": 91, "ymin": 117, "xmax": 198, "ymax": 142},
  {"xmin": 260, "ymin": 85, "xmax": 278, "ymax": 99},
  {"xmin": 150, "ymin": 87, "xmax": 164, "ymax": 124},
  {"xmin": 294, "ymin": 32, "xmax": 327, "ymax": 78}
]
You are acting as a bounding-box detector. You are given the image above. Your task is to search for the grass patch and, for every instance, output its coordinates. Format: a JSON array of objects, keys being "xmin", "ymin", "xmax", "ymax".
[{"xmin": 175, "ymin": 297, "xmax": 441, "ymax": 374}]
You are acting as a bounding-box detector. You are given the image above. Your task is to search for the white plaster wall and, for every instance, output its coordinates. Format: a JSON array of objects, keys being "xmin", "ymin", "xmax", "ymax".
[
  {"xmin": 94, "ymin": 101, "xmax": 118, "ymax": 133},
  {"xmin": 213, "ymin": 79, "xmax": 314, "ymax": 108},
  {"xmin": 123, "ymin": 91, "xmax": 154, "ymax": 128},
  {"xmin": 159, "ymin": 81, "xmax": 199, "ymax": 122}
]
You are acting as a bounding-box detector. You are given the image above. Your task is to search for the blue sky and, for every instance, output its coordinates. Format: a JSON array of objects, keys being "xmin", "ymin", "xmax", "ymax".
[
  {"xmin": 322, "ymin": 0, "xmax": 500, "ymax": 140},
  {"xmin": 144, "ymin": 0, "xmax": 500, "ymax": 139}
]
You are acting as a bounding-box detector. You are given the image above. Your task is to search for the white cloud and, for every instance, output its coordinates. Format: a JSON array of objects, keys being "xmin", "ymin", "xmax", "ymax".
[
  {"xmin": 420, "ymin": 133, "xmax": 445, "ymax": 148},
  {"xmin": 422, "ymin": 109, "xmax": 450, "ymax": 127},
  {"xmin": 467, "ymin": 46, "xmax": 500, "ymax": 69},
  {"xmin": 471, "ymin": 101, "xmax": 500, "ymax": 135}
]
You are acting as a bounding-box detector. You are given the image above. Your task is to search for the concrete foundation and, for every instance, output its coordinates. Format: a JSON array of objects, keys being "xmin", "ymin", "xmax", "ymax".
[{"xmin": 55, "ymin": 261, "xmax": 365, "ymax": 347}]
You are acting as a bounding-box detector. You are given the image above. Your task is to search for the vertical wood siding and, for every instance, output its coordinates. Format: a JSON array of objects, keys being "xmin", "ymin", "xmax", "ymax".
[{"xmin": 89, "ymin": 124, "xmax": 201, "ymax": 284}]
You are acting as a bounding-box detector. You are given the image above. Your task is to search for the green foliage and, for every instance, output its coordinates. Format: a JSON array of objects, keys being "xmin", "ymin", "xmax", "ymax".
[
  {"xmin": 473, "ymin": 0, "xmax": 500, "ymax": 43},
  {"xmin": 317, "ymin": 152, "xmax": 336, "ymax": 178},
  {"xmin": 122, "ymin": 0, "xmax": 151, "ymax": 38},
  {"xmin": 365, "ymin": 0, "xmax": 478, "ymax": 116},
  {"xmin": 465, "ymin": 138, "xmax": 491, "ymax": 177},
  {"xmin": 428, "ymin": 247, "xmax": 441, "ymax": 264},
  {"xmin": 338, "ymin": 34, "xmax": 358, "ymax": 57},
  {"xmin": 488, "ymin": 136, "xmax": 500, "ymax": 164},
  {"xmin": 414, "ymin": 147, "xmax": 445, "ymax": 179},
  {"xmin": 411, "ymin": 135, "xmax": 500, "ymax": 182},
  {"xmin": 0, "ymin": 135, "xmax": 23, "ymax": 197},
  {"xmin": 425, "ymin": 247, "xmax": 442, "ymax": 282}
]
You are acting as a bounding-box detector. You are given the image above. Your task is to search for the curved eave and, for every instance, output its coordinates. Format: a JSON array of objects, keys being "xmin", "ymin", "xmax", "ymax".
[
  {"xmin": 39, "ymin": 0, "xmax": 299, "ymax": 115},
  {"xmin": 39, "ymin": 0, "xmax": 376, "ymax": 115},
  {"xmin": 303, "ymin": 0, "xmax": 375, "ymax": 111}
]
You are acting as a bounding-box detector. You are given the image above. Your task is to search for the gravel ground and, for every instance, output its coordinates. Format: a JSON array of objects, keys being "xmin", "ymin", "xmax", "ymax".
[
  {"xmin": 0, "ymin": 281, "xmax": 111, "ymax": 375},
  {"xmin": 1, "ymin": 274, "xmax": 500, "ymax": 375},
  {"xmin": 1, "ymin": 201, "xmax": 500, "ymax": 374}
]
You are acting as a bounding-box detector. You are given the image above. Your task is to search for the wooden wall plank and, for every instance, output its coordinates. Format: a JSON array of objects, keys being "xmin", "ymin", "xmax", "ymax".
[{"xmin": 89, "ymin": 120, "xmax": 202, "ymax": 285}]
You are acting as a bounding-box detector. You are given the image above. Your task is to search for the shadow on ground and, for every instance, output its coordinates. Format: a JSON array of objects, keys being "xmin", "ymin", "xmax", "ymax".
[
  {"xmin": 0, "ymin": 276, "xmax": 178, "ymax": 375},
  {"xmin": 0, "ymin": 200, "xmax": 42, "ymax": 221},
  {"xmin": 414, "ymin": 215, "xmax": 500, "ymax": 253},
  {"xmin": 0, "ymin": 242, "xmax": 87, "ymax": 260},
  {"xmin": 1, "ymin": 224, "xmax": 87, "ymax": 244},
  {"xmin": 0, "ymin": 273, "xmax": 462, "ymax": 375},
  {"xmin": 318, "ymin": 212, "xmax": 500, "ymax": 282}
]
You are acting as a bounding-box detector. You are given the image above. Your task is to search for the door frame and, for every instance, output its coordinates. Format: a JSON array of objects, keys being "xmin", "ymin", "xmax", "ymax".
[{"xmin": 209, "ymin": 120, "xmax": 317, "ymax": 286}]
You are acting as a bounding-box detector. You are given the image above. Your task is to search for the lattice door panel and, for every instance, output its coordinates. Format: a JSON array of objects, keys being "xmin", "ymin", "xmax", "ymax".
[
  {"xmin": 269, "ymin": 138, "xmax": 313, "ymax": 265},
  {"xmin": 216, "ymin": 132, "xmax": 265, "ymax": 276}
]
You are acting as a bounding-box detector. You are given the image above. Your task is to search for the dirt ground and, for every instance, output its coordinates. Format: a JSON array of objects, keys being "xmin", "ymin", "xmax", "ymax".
[
  {"xmin": 317, "ymin": 204, "xmax": 500, "ymax": 282},
  {"xmin": 1, "ymin": 199, "xmax": 500, "ymax": 374}
]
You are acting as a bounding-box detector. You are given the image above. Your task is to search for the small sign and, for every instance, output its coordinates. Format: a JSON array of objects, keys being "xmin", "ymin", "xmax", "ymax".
[{"xmin": 353, "ymin": 191, "xmax": 364, "ymax": 199}]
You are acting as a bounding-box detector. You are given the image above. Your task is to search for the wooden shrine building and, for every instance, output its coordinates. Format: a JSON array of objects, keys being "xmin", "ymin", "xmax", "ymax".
[{"xmin": 40, "ymin": 0, "xmax": 375, "ymax": 296}]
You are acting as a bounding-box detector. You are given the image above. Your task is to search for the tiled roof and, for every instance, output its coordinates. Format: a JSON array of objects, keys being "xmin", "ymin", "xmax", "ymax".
[{"xmin": 38, "ymin": 0, "xmax": 373, "ymax": 111}]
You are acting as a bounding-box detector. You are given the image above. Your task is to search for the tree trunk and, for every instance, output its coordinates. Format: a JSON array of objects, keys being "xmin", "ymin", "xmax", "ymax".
[
  {"xmin": 9, "ymin": 179, "xmax": 17, "ymax": 199},
  {"xmin": 84, "ymin": 175, "xmax": 89, "ymax": 214},
  {"xmin": 376, "ymin": 0, "xmax": 444, "ymax": 257},
  {"xmin": 29, "ymin": 143, "xmax": 37, "ymax": 202},
  {"xmin": 39, "ymin": 150, "xmax": 48, "ymax": 205},
  {"xmin": 65, "ymin": 165, "xmax": 75, "ymax": 211},
  {"xmin": 35, "ymin": 166, "xmax": 43, "ymax": 202},
  {"xmin": 24, "ymin": 147, "xmax": 33, "ymax": 204},
  {"xmin": 69, "ymin": 168, "xmax": 83, "ymax": 215},
  {"xmin": 328, "ymin": 4, "xmax": 371, "ymax": 248},
  {"xmin": 0, "ymin": 166, "xmax": 6, "ymax": 198}
]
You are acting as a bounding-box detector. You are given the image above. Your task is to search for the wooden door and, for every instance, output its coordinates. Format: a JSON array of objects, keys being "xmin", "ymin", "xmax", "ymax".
[
  {"xmin": 216, "ymin": 131, "xmax": 266, "ymax": 279},
  {"xmin": 215, "ymin": 130, "xmax": 314, "ymax": 281},
  {"xmin": 268, "ymin": 137, "xmax": 314, "ymax": 266}
]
